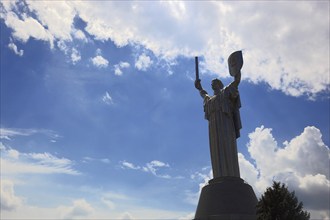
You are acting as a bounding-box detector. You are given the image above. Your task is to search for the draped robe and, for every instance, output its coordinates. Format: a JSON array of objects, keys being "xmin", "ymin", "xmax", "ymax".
[{"xmin": 201, "ymin": 82, "xmax": 242, "ymax": 178}]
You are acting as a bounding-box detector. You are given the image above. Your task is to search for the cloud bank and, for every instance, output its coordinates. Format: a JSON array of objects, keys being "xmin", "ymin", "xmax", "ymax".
[
  {"xmin": 244, "ymin": 126, "xmax": 330, "ymax": 218},
  {"xmin": 1, "ymin": 1, "xmax": 329, "ymax": 97},
  {"xmin": 238, "ymin": 126, "xmax": 328, "ymax": 219}
]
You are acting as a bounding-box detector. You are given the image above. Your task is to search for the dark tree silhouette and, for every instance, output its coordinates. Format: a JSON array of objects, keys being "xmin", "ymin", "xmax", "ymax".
[{"xmin": 256, "ymin": 181, "xmax": 310, "ymax": 220}]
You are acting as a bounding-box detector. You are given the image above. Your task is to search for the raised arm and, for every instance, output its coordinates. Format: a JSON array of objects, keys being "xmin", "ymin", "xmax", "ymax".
[
  {"xmin": 228, "ymin": 50, "xmax": 243, "ymax": 88},
  {"xmin": 232, "ymin": 71, "xmax": 241, "ymax": 88},
  {"xmin": 195, "ymin": 79, "xmax": 208, "ymax": 99}
]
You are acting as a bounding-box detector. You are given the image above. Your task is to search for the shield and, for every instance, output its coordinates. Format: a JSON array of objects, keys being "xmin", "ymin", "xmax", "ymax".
[{"xmin": 228, "ymin": 51, "xmax": 243, "ymax": 77}]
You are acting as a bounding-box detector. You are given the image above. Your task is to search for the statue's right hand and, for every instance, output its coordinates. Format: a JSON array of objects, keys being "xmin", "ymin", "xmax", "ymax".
[{"xmin": 195, "ymin": 79, "xmax": 202, "ymax": 90}]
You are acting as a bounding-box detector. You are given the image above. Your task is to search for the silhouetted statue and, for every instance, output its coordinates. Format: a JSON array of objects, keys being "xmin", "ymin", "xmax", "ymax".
[{"xmin": 194, "ymin": 51, "xmax": 243, "ymax": 178}]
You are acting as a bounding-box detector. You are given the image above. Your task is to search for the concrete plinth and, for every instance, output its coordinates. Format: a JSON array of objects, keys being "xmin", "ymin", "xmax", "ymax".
[{"xmin": 194, "ymin": 176, "xmax": 257, "ymax": 220}]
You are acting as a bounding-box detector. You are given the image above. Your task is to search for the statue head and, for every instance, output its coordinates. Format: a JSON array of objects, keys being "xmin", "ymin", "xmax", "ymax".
[{"xmin": 211, "ymin": 78, "xmax": 224, "ymax": 92}]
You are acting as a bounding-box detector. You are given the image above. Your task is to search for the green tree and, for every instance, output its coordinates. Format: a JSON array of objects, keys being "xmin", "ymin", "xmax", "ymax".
[{"xmin": 256, "ymin": 181, "xmax": 310, "ymax": 220}]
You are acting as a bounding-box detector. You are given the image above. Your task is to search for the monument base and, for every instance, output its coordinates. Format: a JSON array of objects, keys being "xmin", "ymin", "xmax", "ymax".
[{"xmin": 194, "ymin": 176, "xmax": 257, "ymax": 220}]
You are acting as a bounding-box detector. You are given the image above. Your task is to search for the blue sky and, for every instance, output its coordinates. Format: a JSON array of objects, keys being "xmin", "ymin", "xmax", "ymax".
[{"xmin": 1, "ymin": 1, "xmax": 329, "ymax": 219}]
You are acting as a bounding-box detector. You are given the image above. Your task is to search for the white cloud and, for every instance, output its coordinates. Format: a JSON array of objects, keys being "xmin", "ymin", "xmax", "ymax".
[
  {"xmin": 135, "ymin": 53, "xmax": 153, "ymax": 71},
  {"xmin": 72, "ymin": 29, "xmax": 87, "ymax": 42},
  {"xmin": 0, "ymin": 128, "xmax": 35, "ymax": 139},
  {"xmin": 95, "ymin": 48, "xmax": 102, "ymax": 55},
  {"xmin": 75, "ymin": 1, "xmax": 329, "ymax": 96},
  {"xmin": 243, "ymin": 125, "xmax": 330, "ymax": 219},
  {"xmin": 25, "ymin": 1, "xmax": 75, "ymax": 41},
  {"xmin": 91, "ymin": 55, "xmax": 109, "ymax": 68},
  {"xmin": 82, "ymin": 156, "xmax": 110, "ymax": 164},
  {"xmin": 101, "ymin": 197, "xmax": 115, "ymax": 210},
  {"xmin": 1, "ymin": 196, "xmax": 96, "ymax": 219},
  {"xmin": 145, "ymin": 160, "xmax": 169, "ymax": 169},
  {"xmin": 119, "ymin": 62, "xmax": 130, "ymax": 69},
  {"xmin": 142, "ymin": 160, "xmax": 171, "ymax": 178},
  {"xmin": 238, "ymin": 153, "xmax": 258, "ymax": 187},
  {"xmin": 114, "ymin": 67, "xmax": 123, "ymax": 76},
  {"xmin": 60, "ymin": 199, "xmax": 94, "ymax": 219},
  {"xmin": 56, "ymin": 40, "xmax": 81, "ymax": 64},
  {"xmin": 8, "ymin": 42, "xmax": 23, "ymax": 56},
  {"xmin": 119, "ymin": 212, "xmax": 134, "ymax": 220},
  {"xmin": 247, "ymin": 126, "xmax": 329, "ymax": 188},
  {"xmin": 186, "ymin": 168, "xmax": 212, "ymax": 205},
  {"xmin": 80, "ymin": 188, "xmax": 191, "ymax": 219},
  {"xmin": 2, "ymin": 11, "xmax": 54, "ymax": 47},
  {"xmin": 120, "ymin": 160, "xmax": 172, "ymax": 179},
  {"xmin": 57, "ymin": 40, "xmax": 69, "ymax": 53},
  {"xmin": 114, "ymin": 61, "xmax": 130, "ymax": 76},
  {"xmin": 0, "ymin": 128, "xmax": 59, "ymax": 140},
  {"xmin": 1, "ymin": 195, "xmax": 189, "ymax": 219},
  {"xmin": 101, "ymin": 91, "xmax": 114, "ymax": 105},
  {"xmin": 1, "ymin": 144, "xmax": 80, "ymax": 176},
  {"xmin": 113, "ymin": 207, "xmax": 188, "ymax": 219},
  {"xmin": 0, "ymin": 173, "xmax": 189, "ymax": 219},
  {"xmin": 2, "ymin": 1, "xmax": 328, "ymax": 97},
  {"xmin": 179, "ymin": 212, "xmax": 195, "ymax": 220},
  {"xmin": 121, "ymin": 161, "xmax": 140, "ymax": 170},
  {"xmin": 0, "ymin": 183, "xmax": 191, "ymax": 219},
  {"xmin": 7, "ymin": 148, "xmax": 20, "ymax": 159},
  {"xmin": 71, "ymin": 48, "xmax": 81, "ymax": 64},
  {"xmin": 0, "ymin": 179, "xmax": 22, "ymax": 212}
]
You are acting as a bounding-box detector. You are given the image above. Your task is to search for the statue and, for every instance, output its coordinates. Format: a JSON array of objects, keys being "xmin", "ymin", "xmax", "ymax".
[
  {"xmin": 193, "ymin": 52, "xmax": 257, "ymax": 220},
  {"xmin": 194, "ymin": 51, "xmax": 243, "ymax": 178}
]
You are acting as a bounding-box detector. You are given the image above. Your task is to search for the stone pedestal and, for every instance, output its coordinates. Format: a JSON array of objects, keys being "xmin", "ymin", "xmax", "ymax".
[{"xmin": 194, "ymin": 176, "xmax": 257, "ymax": 220}]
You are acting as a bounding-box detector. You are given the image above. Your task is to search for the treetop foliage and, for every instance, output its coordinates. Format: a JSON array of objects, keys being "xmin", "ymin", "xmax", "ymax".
[{"xmin": 256, "ymin": 181, "xmax": 310, "ymax": 220}]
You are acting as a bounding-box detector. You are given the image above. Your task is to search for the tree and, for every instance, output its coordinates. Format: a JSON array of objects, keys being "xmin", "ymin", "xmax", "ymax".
[{"xmin": 256, "ymin": 181, "xmax": 310, "ymax": 220}]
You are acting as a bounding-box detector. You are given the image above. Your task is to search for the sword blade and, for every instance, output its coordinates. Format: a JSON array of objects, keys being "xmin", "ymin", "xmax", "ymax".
[{"xmin": 195, "ymin": 56, "xmax": 199, "ymax": 80}]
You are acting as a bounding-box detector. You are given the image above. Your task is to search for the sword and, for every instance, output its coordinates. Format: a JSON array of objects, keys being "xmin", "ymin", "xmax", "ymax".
[{"xmin": 195, "ymin": 56, "xmax": 199, "ymax": 81}]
